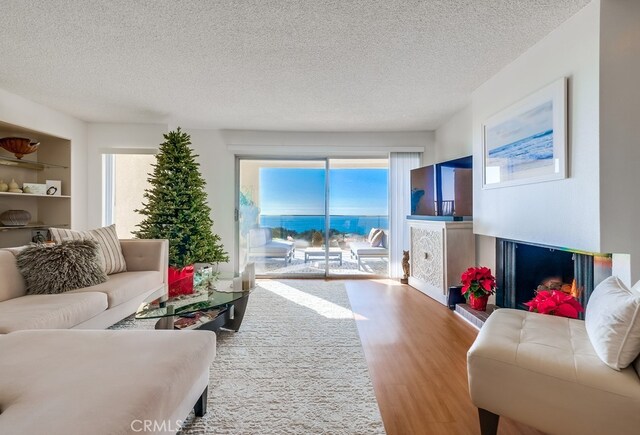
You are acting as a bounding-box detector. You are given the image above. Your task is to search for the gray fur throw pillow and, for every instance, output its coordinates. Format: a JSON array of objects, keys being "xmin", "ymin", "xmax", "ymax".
[{"xmin": 16, "ymin": 240, "xmax": 108, "ymax": 295}]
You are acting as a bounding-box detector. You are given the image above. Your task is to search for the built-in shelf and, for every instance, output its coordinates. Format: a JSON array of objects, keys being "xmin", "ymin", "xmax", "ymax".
[
  {"xmin": 0, "ymin": 223, "xmax": 68, "ymax": 231},
  {"xmin": 0, "ymin": 156, "xmax": 68, "ymax": 171},
  {"xmin": 0, "ymin": 192, "xmax": 70, "ymax": 198},
  {"xmin": 0, "ymin": 120, "xmax": 71, "ymax": 248}
]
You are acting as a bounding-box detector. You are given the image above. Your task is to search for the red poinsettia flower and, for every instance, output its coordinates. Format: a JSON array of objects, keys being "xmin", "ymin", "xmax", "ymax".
[
  {"xmin": 460, "ymin": 266, "xmax": 497, "ymax": 298},
  {"xmin": 524, "ymin": 289, "xmax": 584, "ymax": 319}
]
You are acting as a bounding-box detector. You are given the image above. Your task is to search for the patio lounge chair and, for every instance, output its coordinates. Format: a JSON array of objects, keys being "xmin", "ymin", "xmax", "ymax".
[
  {"xmin": 349, "ymin": 229, "xmax": 389, "ymax": 270},
  {"xmin": 248, "ymin": 227, "xmax": 295, "ymax": 263}
]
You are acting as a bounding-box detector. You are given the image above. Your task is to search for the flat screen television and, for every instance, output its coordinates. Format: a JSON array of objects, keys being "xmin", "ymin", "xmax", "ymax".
[{"xmin": 410, "ymin": 156, "xmax": 472, "ymax": 218}]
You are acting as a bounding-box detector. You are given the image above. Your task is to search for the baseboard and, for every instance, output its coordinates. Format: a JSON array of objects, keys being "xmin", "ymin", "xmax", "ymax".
[{"xmin": 408, "ymin": 277, "xmax": 447, "ymax": 305}]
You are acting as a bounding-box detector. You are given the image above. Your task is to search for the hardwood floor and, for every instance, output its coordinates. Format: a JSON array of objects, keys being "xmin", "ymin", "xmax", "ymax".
[{"xmin": 346, "ymin": 279, "xmax": 542, "ymax": 435}]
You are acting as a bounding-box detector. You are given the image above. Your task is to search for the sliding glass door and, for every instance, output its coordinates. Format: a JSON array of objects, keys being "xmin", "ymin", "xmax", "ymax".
[
  {"xmin": 327, "ymin": 159, "xmax": 389, "ymax": 275},
  {"xmin": 238, "ymin": 159, "xmax": 326, "ymax": 277},
  {"xmin": 237, "ymin": 157, "xmax": 389, "ymax": 277}
]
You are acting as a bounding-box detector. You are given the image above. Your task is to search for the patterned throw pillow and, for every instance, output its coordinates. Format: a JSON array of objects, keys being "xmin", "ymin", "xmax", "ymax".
[
  {"xmin": 49, "ymin": 224, "xmax": 127, "ymax": 275},
  {"xmin": 16, "ymin": 240, "xmax": 107, "ymax": 295}
]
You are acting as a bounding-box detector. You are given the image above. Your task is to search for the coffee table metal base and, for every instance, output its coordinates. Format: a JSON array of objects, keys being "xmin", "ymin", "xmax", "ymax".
[{"xmin": 155, "ymin": 293, "xmax": 250, "ymax": 331}]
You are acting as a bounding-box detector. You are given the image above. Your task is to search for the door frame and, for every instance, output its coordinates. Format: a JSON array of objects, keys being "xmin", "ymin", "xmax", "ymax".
[{"xmin": 235, "ymin": 156, "xmax": 389, "ymax": 279}]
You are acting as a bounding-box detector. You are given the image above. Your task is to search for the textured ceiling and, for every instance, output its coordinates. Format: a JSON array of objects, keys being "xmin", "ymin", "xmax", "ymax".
[{"xmin": 0, "ymin": 1, "xmax": 590, "ymax": 131}]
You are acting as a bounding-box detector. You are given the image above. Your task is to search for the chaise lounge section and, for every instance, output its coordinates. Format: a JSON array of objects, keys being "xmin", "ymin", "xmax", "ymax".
[{"xmin": 0, "ymin": 329, "xmax": 216, "ymax": 435}]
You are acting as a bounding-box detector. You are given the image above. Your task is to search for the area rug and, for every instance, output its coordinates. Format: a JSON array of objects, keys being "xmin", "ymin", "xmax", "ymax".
[{"xmin": 111, "ymin": 280, "xmax": 386, "ymax": 434}]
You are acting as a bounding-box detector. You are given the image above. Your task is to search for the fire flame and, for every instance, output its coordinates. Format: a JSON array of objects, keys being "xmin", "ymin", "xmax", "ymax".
[{"xmin": 570, "ymin": 279, "xmax": 581, "ymax": 299}]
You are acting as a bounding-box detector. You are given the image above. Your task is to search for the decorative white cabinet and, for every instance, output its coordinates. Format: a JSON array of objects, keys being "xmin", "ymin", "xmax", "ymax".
[{"xmin": 407, "ymin": 219, "xmax": 475, "ymax": 305}]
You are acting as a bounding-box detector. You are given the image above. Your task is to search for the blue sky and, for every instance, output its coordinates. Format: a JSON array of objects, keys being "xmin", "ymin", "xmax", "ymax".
[{"xmin": 259, "ymin": 168, "xmax": 388, "ymax": 215}]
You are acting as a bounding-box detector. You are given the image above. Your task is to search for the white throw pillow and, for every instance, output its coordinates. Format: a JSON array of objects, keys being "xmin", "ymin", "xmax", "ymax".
[
  {"xmin": 367, "ymin": 228, "xmax": 378, "ymax": 243},
  {"xmin": 369, "ymin": 229, "xmax": 384, "ymax": 247},
  {"xmin": 585, "ymin": 276, "xmax": 640, "ymax": 370},
  {"xmin": 49, "ymin": 224, "xmax": 127, "ymax": 275}
]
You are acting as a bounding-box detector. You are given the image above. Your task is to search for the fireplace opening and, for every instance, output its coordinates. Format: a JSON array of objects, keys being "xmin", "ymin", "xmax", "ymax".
[
  {"xmin": 514, "ymin": 244, "xmax": 574, "ymax": 309},
  {"xmin": 496, "ymin": 239, "xmax": 612, "ymax": 315}
]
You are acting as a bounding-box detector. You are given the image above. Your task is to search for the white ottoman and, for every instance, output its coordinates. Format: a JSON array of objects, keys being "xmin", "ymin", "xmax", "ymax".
[{"xmin": 467, "ymin": 308, "xmax": 640, "ymax": 435}]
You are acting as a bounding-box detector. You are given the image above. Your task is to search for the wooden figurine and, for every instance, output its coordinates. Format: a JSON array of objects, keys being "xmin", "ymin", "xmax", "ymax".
[{"xmin": 401, "ymin": 250, "xmax": 410, "ymax": 284}]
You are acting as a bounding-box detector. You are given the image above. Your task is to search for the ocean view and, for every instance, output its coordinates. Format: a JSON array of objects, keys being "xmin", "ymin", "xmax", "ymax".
[
  {"xmin": 260, "ymin": 215, "xmax": 388, "ymax": 235},
  {"xmin": 487, "ymin": 129, "xmax": 554, "ymax": 164}
]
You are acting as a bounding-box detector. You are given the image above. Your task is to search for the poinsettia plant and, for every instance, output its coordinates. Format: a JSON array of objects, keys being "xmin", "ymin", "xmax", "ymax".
[
  {"xmin": 461, "ymin": 267, "xmax": 497, "ymax": 298},
  {"xmin": 524, "ymin": 290, "xmax": 584, "ymax": 319}
]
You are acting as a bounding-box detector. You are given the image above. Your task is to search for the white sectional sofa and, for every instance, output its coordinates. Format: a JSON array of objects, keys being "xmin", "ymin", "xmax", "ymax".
[
  {"xmin": 0, "ymin": 239, "xmax": 168, "ymax": 333},
  {"xmin": 0, "ymin": 238, "xmax": 217, "ymax": 434},
  {"xmin": 0, "ymin": 329, "xmax": 215, "ymax": 435}
]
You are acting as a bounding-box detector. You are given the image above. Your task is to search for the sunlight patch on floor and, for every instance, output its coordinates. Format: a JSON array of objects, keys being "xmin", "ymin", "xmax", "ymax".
[{"xmin": 259, "ymin": 280, "xmax": 368, "ymax": 320}]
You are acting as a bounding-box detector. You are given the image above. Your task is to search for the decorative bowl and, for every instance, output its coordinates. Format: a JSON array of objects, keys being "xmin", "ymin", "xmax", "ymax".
[
  {"xmin": 0, "ymin": 209, "xmax": 31, "ymax": 226},
  {"xmin": 0, "ymin": 137, "xmax": 40, "ymax": 159}
]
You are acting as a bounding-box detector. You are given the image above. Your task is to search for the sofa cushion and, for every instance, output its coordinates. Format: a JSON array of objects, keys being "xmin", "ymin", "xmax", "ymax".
[
  {"xmin": 15, "ymin": 240, "xmax": 107, "ymax": 295},
  {"xmin": 0, "ymin": 329, "xmax": 215, "ymax": 435},
  {"xmin": 0, "ymin": 250, "xmax": 27, "ymax": 302},
  {"xmin": 68, "ymin": 271, "xmax": 164, "ymax": 308},
  {"xmin": 0, "ymin": 292, "xmax": 108, "ymax": 333},
  {"xmin": 585, "ymin": 275, "xmax": 640, "ymax": 370},
  {"xmin": 49, "ymin": 224, "xmax": 127, "ymax": 275}
]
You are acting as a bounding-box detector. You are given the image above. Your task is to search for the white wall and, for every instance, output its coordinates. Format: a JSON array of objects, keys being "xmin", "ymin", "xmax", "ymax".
[
  {"xmin": 88, "ymin": 126, "xmax": 432, "ymax": 272},
  {"xmin": 223, "ymin": 130, "xmax": 433, "ymax": 157},
  {"xmin": 433, "ymin": 105, "xmax": 495, "ymax": 268},
  {"xmin": 472, "ymin": 2, "xmax": 601, "ymax": 253},
  {"xmin": 0, "ymin": 88, "xmax": 88, "ymax": 230},
  {"xmin": 433, "ymin": 105, "xmax": 473, "ymax": 163},
  {"xmin": 189, "ymin": 129, "xmax": 236, "ymax": 274},
  {"xmin": 433, "ymin": 1, "xmax": 601, "ymax": 271},
  {"xmin": 599, "ymin": 0, "xmax": 640, "ymax": 285}
]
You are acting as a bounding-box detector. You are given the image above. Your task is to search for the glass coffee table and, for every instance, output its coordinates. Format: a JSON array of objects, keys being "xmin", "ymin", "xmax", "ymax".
[{"xmin": 136, "ymin": 277, "xmax": 253, "ymax": 331}]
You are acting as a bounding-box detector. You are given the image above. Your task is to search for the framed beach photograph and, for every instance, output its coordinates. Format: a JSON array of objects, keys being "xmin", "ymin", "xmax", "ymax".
[{"xmin": 482, "ymin": 78, "xmax": 567, "ymax": 189}]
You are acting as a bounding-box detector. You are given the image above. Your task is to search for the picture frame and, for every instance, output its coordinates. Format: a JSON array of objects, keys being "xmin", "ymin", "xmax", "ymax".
[
  {"xmin": 22, "ymin": 183, "xmax": 47, "ymax": 195},
  {"xmin": 482, "ymin": 78, "xmax": 567, "ymax": 189},
  {"xmin": 45, "ymin": 179, "xmax": 62, "ymax": 196}
]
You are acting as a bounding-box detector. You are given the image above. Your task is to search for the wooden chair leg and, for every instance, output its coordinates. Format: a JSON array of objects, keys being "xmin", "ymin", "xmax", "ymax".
[
  {"xmin": 478, "ymin": 408, "xmax": 499, "ymax": 435},
  {"xmin": 194, "ymin": 386, "xmax": 208, "ymax": 417}
]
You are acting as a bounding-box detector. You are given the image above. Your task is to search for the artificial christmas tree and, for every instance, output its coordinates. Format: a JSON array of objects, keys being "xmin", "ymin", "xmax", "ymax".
[{"xmin": 134, "ymin": 128, "xmax": 228, "ymax": 296}]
